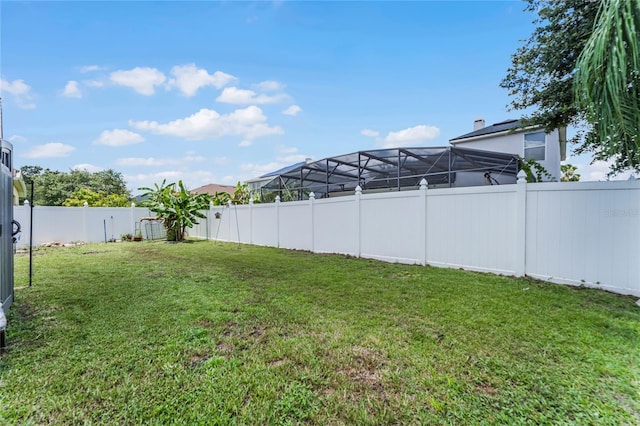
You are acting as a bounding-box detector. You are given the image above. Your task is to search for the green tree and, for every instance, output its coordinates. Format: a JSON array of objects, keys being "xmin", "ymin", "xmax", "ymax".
[
  {"xmin": 501, "ymin": 0, "xmax": 600, "ymax": 132},
  {"xmin": 561, "ymin": 164, "xmax": 581, "ymax": 182},
  {"xmin": 573, "ymin": 0, "xmax": 640, "ymax": 173},
  {"xmin": 211, "ymin": 191, "xmax": 231, "ymax": 206},
  {"xmin": 139, "ymin": 180, "xmax": 210, "ymax": 242},
  {"xmin": 19, "ymin": 166, "xmax": 131, "ymax": 206},
  {"xmin": 231, "ymin": 182, "xmax": 251, "ymax": 205},
  {"xmin": 501, "ymin": 2, "xmax": 634, "ymax": 168},
  {"xmin": 63, "ymin": 188, "xmax": 130, "ymax": 207}
]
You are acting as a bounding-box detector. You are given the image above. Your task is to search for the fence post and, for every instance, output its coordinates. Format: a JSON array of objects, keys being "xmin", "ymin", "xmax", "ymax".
[
  {"xmin": 515, "ymin": 170, "xmax": 527, "ymax": 277},
  {"xmin": 130, "ymin": 202, "xmax": 136, "ymax": 236},
  {"xmin": 419, "ymin": 179, "xmax": 428, "ymax": 266},
  {"xmin": 309, "ymin": 192, "xmax": 315, "ymax": 252},
  {"xmin": 23, "ymin": 199, "xmax": 31, "ymax": 248},
  {"xmin": 275, "ymin": 196, "xmax": 281, "ymax": 248},
  {"xmin": 209, "ymin": 201, "xmax": 214, "ymax": 240},
  {"xmin": 249, "ymin": 197, "xmax": 254, "ymax": 245},
  {"xmin": 83, "ymin": 201, "xmax": 89, "ymax": 243},
  {"xmin": 355, "ymin": 185, "xmax": 362, "ymax": 257},
  {"xmin": 227, "ymin": 200, "xmax": 232, "ymax": 242}
]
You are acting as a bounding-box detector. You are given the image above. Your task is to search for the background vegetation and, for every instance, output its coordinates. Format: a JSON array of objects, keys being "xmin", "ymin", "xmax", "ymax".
[{"xmin": 19, "ymin": 166, "xmax": 131, "ymax": 206}]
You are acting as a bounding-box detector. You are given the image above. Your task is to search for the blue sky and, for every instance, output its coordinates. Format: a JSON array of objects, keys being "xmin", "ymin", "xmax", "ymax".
[{"xmin": 0, "ymin": 1, "xmax": 630, "ymax": 194}]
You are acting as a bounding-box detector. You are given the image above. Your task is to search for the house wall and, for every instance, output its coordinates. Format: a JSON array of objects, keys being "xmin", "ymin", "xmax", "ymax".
[
  {"xmin": 452, "ymin": 130, "xmax": 562, "ymax": 181},
  {"xmin": 12, "ymin": 179, "xmax": 640, "ymax": 297}
]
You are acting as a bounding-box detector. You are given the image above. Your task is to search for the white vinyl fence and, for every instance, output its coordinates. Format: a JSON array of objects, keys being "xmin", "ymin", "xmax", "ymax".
[
  {"xmin": 12, "ymin": 177, "xmax": 640, "ymax": 297},
  {"xmin": 193, "ymin": 177, "xmax": 640, "ymax": 297},
  {"xmin": 13, "ymin": 203, "xmax": 151, "ymax": 247}
]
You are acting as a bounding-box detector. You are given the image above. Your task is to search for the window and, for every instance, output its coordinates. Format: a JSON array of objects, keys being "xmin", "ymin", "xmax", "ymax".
[
  {"xmin": 524, "ymin": 132, "xmax": 546, "ymax": 161},
  {"xmin": 1, "ymin": 149, "xmax": 11, "ymax": 170}
]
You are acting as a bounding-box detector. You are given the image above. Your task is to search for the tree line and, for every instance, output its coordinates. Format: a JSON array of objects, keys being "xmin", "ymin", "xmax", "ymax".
[{"xmin": 19, "ymin": 166, "xmax": 131, "ymax": 207}]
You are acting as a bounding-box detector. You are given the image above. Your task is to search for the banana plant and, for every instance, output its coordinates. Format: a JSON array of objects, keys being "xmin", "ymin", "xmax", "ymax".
[{"xmin": 138, "ymin": 180, "xmax": 211, "ymax": 242}]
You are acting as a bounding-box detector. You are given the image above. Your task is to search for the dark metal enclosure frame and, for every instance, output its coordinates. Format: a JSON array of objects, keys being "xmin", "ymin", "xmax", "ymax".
[{"xmin": 259, "ymin": 146, "xmax": 520, "ymax": 201}]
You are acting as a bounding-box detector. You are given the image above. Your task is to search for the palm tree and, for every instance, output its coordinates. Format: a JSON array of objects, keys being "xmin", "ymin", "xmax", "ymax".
[{"xmin": 573, "ymin": 0, "xmax": 640, "ymax": 172}]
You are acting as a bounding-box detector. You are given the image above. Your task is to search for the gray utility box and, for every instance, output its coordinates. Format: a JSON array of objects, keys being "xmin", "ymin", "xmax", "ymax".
[{"xmin": 1, "ymin": 138, "xmax": 15, "ymax": 311}]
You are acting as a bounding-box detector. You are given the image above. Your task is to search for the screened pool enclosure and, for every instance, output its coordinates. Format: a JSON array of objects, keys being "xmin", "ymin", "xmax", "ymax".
[{"xmin": 259, "ymin": 147, "xmax": 520, "ymax": 202}]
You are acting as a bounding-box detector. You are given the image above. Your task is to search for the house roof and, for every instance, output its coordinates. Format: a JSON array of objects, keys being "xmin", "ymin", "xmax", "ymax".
[
  {"xmin": 261, "ymin": 161, "xmax": 307, "ymax": 178},
  {"xmin": 449, "ymin": 119, "xmax": 523, "ymax": 142},
  {"xmin": 190, "ymin": 183, "xmax": 235, "ymax": 196}
]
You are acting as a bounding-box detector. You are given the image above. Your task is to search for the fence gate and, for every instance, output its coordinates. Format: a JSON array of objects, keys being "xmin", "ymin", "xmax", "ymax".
[{"xmin": 1, "ymin": 139, "xmax": 14, "ymax": 310}]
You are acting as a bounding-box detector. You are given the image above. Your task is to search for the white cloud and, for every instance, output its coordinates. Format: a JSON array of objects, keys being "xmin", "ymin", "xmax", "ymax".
[
  {"xmin": 94, "ymin": 129, "xmax": 145, "ymax": 147},
  {"xmin": 62, "ymin": 80, "xmax": 82, "ymax": 98},
  {"xmin": 277, "ymin": 145, "xmax": 299, "ymax": 155},
  {"xmin": 360, "ymin": 129, "xmax": 379, "ymax": 138},
  {"xmin": 23, "ymin": 142, "xmax": 75, "ymax": 158},
  {"xmin": 130, "ymin": 106, "xmax": 284, "ymax": 142},
  {"xmin": 239, "ymin": 146, "xmax": 309, "ymax": 180},
  {"xmin": 1, "ymin": 78, "xmax": 36, "ymax": 109},
  {"xmin": 361, "ymin": 125, "xmax": 439, "ymax": 147},
  {"xmin": 80, "ymin": 65, "xmax": 102, "ymax": 73},
  {"xmin": 212, "ymin": 156, "xmax": 230, "ymax": 165},
  {"xmin": 167, "ymin": 64, "xmax": 236, "ymax": 96},
  {"xmin": 216, "ymin": 86, "xmax": 288, "ymax": 105},
  {"xmin": 117, "ymin": 157, "xmax": 172, "ymax": 167},
  {"xmin": 567, "ymin": 159, "xmax": 636, "ymax": 181},
  {"xmin": 109, "ymin": 67, "xmax": 166, "ymax": 95},
  {"xmin": 7, "ymin": 135, "xmax": 27, "ymax": 143},
  {"xmin": 84, "ymin": 79, "xmax": 105, "ymax": 88},
  {"xmin": 282, "ymin": 105, "xmax": 302, "ymax": 116},
  {"xmin": 116, "ymin": 155, "xmax": 206, "ymax": 167},
  {"xmin": 254, "ymin": 80, "xmax": 284, "ymax": 92},
  {"xmin": 240, "ymin": 161, "xmax": 287, "ymax": 179},
  {"xmin": 379, "ymin": 125, "xmax": 440, "ymax": 148},
  {"xmin": 72, "ymin": 163, "xmax": 104, "ymax": 173},
  {"xmin": 126, "ymin": 170, "xmax": 220, "ymax": 193},
  {"xmin": 239, "ymin": 140, "xmax": 252, "ymax": 147}
]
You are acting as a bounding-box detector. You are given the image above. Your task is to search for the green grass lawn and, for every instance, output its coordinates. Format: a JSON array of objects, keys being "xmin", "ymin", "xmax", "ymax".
[{"xmin": 2, "ymin": 241, "xmax": 639, "ymax": 425}]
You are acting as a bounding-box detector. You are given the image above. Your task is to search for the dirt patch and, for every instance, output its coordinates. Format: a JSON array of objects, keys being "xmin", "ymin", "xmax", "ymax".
[
  {"xmin": 216, "ymin": 343, "xmax": 233, "ymax": 353},
  {"xmin": 195, "ymin": 318, "xmax": 214, "ymax": 328},
  {"xmin": 221, "ymin": 321, "xmax": 238, "ymax": 337},
  {"xmin": 475, "ymin": 382, "xmax": 498, "ymax": 397},
  {"xmin": 189, "ymin": 352, "xmax": 212, "ymax": 367},
  {"xmin": 339, "ymin": 345, "xmax": 388, "ymax": 390},
  {"xmin": 249, "ymin": 326, "xmax": 265, "ymax": 338},
  {"xmin": 268, "ymin": 358, "xmax": 287, "ymax": 367},
  {"xmin": 343, "ymin": 368, "xmax": 384, "ymax": 389}
]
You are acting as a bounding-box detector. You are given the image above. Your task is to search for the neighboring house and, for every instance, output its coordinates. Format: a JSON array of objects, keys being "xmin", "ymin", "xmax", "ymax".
[
  {"xmin": 12, "ymin": 169, "xmax": 26, "ymax": 205},
  {"xmin": 190, "ymin": 183, "xmax": 236, "ymax": 197},
  {"xmin": 449, "ymin": 118, "xmax": 566, "ymax": 181},
  {"xmin": 245, "ymin": 159, "xmax": 312, "ymax": 194}
]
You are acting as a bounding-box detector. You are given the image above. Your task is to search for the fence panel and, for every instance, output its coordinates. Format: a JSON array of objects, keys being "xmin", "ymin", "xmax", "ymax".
[
  {"xmin": 279, "ymin": 202, "xmax": 312, "ymax": 251},
  {"xmin": 313, "ymin": 197, "xmax": 358, "ymax": 255},
  {"xmin": 13, "ymin": 205, "xmax": 150, "ymax": 248},
  {"xmin": 250, "ymin": 204, "xmax": 278, "ymax": 247},
  {"xmin": 360, "ymin": 191, "xmax": 423, "ymax": 264},
  {"xmin": 426, "ymin": 186, "xmax": 518, "ymax": 274},
  {"xmin": 525, "ymin": 181, "xmax": 640, "ymax": 295}
]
